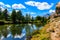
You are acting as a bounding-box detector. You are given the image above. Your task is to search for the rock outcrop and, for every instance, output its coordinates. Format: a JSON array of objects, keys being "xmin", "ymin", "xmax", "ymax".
[{"xmin": 47, "ymin": 17, "xmax": 60, "ymax": 40}]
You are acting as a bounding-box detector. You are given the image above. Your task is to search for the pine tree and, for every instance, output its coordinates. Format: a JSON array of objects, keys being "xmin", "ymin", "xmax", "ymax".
[
  {"xmin": 11, "ymin": 9, "xmax": 16, "ymax": 23},
  {"xmin": 16, "ymin": 10, "xmax": 23, "ymax": 23},
  {"xmin": 2, "ymin": 9, "xmax": 8, "ymax": 20}
]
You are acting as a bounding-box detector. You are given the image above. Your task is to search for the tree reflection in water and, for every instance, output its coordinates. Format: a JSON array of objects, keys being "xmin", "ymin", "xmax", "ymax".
[
  {"xmin": 0, "ymin": 25, "xmax": 9, "ymax": 38},
  {"xmin": 10, "ymin": 24, "xmax": 25, "ymax": 37},
  {"xmin": 35, "ymin": 23, "xmax": 42, "ymax": 30},
  {"xmin": 0, "ymin": 23, "xmax": 41, "ymax": 40}
]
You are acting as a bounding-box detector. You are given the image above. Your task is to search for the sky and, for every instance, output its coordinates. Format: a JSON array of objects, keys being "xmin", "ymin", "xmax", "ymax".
[{"xmin": 0, "ymin": 0, "xmax": 60, "ymax": 17}]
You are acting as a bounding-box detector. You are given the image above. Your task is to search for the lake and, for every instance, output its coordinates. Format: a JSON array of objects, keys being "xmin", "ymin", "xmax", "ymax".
[{"xmin": 0, "ymin": 24, "xmax": 41, "ymax": 40}]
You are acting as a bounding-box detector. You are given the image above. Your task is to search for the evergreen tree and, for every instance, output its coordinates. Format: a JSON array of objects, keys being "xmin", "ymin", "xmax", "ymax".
[
  {"xmin": 16, "ymin": 10, "xmax": 23, "ymax": 22},
  {"xmin": 31, "ymin": 16, "xmax": 34, "ymax": 22},
  {"xmin": 0, "ymin": 8, "xmax": 2, "ymax": 19},
  {"xmin": 2, "ymin": 9, "xmax": 8, "ymax": 20},
  {"xmin": 11, "ymin": 9, "xmax": 16, "ymax": 23},
  {"xmin": 25, "ymin": 14, "xmax": 31, "ymax": 22},
  {"xmin": 35, "ymin": 16, "xmax": 42, "ymax": 20}
]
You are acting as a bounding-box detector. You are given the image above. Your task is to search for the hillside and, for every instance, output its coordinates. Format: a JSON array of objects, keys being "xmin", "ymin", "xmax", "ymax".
[{"xmin": 31, "ymin": 17, "xmax": 60, "ymax": 40}]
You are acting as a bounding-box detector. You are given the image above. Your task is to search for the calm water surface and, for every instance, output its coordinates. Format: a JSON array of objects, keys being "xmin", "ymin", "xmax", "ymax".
[{"xmin": 0, "ymin": 24, "xmax": 41, "ymax": 40}]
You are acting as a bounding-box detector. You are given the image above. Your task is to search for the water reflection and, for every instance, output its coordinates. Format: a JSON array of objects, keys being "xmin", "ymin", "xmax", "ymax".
[
  {"xmin": 35, "ymin": 23, "xmax": 42, "ymax": 30},
  {"xmin": 0, "ymin": 24, "xmax": 41, "ymax": 40},
  {"xmin": 0, "ymin": 25, "xmax": 9, "ymax": 38},
  {"xmin": 10, "ymin": 24, "xmax": 25, "ymax": 36}
]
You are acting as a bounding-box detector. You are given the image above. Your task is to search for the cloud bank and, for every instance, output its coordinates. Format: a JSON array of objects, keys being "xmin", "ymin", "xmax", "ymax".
[
  {"xmin": 25, "ymin": 1, "xmax": 54, "ymax": 10},
  {"xmin": 12, "ymin": 4, "xmax": 26, "ymax": 9},
  {"xmin": 0, "ymin": 2, "xmax": 26, "ymax": 11}
]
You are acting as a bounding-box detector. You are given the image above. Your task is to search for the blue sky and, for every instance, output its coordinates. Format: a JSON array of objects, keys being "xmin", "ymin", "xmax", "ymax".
[{"xmin": 0, "ymin": 0, "xmax": 60, "ymax": 17}]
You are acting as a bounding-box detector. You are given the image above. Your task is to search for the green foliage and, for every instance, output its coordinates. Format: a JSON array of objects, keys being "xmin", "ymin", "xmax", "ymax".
[
  {"xmin": 31, "ymin": 16, "xmax": 34, "ymax": 23},
  {"xmin": 0, "ymin": 8, "xmax": 49, "ymax": 24},
  {"xmin": 0, "ymin": 25, "xmax": 8, "ymax": 38},
  {"xmin": 31, "ymin": 24, "xmax": 50, "ymax": 40},
  {"xmin": 0, "ymin": 8, "xmax": 2, "ymax": 19},
  {"xmin": 2, "ymin": 9, "xmax": 8, "ymax": 20},
  {"xmin": 25, "ymin": 14, "xmax": 31, "ymax": 22},
  {"xmin": 0, "ymin": 24, "xmax": 25, "ymax": 37},
  {"xmin": 10, "ymin": 24, "xmax": 23, "ymax": 36},
  {"xmin": 35, "ymin": 16, "xmax": 48, "ymax": 26},
  {"xmin": 16, "ymin": 10, "xmax": 22, "ymax": 20},
  {"xmin": 35, "ymin": 16, "xmax": 42, "ymax": 20},
  {"xmin": 11, "ymin": 9, "xmax": 17, "ymax": 23}
]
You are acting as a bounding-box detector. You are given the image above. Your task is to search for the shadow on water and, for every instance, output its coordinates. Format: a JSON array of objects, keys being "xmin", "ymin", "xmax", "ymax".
[{"xmin": 0, "ymin": 23, "xmax": 42, "ymax": 40}]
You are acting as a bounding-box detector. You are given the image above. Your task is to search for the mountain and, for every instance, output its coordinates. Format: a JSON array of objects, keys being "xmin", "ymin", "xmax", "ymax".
[
  {"xmin": 31, "ymin": 17, "xmax": 60, "ymax": 40},
  {"xmin": 43, "ymin": 13, "xmax": 51, "ymax": 19},
  {"xmin": 31, "ymin": 2, "xmax": 60, "ymax": 40}
]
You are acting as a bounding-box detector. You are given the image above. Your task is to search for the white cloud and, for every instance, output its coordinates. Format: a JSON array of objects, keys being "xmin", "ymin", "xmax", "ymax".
[
  {"xmin": 0, "ymin": 7, "xmax": 5, "ymax": 11},
  {"xmin": 16, "ymin": 10, "xmax": 19, "ymax": 12},
  {"xmin": 30, "ymin": 12, "xmax": 36, "ymax": 14},
  {"xmin": 25, "ymin": 1, "xmax": 35, "ymax": 6},
  {"xmin": 5, "ymin": 4, "xmax": 11, "ymax": 8},
  {"xmin": 0, "ymin": 2, "xmax": 26, "ymax": 11},
  {"xmin": 36, "ymin": 2, "xmax": 53, "ymax": 10},
  {"xmin": 12, "ymin": 4, "xmax": 26, "ymax": 9},
  {"xmin": 0, "ymin": 2, "xmax": 11, "ymax": 11},
  {"xmin": 0, "ymin": 2, "xmax": 11, "ymax": 8},
  {"xmin": 25, "ymin": 1, "xmax": 54, "ymax": 10},
  {"xmin": 49, "ymin": 9, "xmax": 55, "ymax": 13},
  {"xmin": 0, "ymin": 2, "xmax": 4, "ymax": 6}
]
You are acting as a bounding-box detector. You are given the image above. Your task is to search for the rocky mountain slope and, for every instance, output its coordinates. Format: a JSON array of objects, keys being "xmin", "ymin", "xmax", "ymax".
[{"xmin": 31, "ymin": 17, "xmax": 60, "ymax": 40}]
